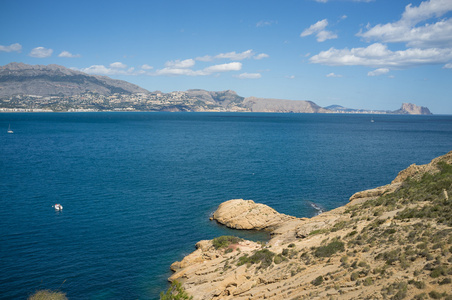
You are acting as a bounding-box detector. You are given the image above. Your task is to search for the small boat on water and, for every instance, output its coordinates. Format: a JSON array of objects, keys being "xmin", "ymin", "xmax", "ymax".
[
  {"xmin": 7, "ymin": 124, "xmax": 13, "ymax": 133},
  {"xmin": 53, "ymin": 204, "xmax": 63, "ymax": 211}
]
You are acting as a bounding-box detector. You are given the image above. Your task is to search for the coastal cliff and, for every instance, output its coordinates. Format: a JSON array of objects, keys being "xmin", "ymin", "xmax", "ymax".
[{"xmin": 167, "ymin": 151, "xmax": 452, "ymax": 300}]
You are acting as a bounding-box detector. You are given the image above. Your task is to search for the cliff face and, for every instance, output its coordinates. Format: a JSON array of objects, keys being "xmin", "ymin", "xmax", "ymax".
[
  {"xmin": 393, "ymin": 103, "xmax": 432, "ymax": 115},
  {"xmin": 0, "ymin": 62, "xmax": 149, "ymax": 96},
  {"xmin": 167, "ymin": 151, "xmax": 452, "ymax": 300},
  {"xmin": 243, "ymin": 97, "xmax": 330, "ymax": 113}
]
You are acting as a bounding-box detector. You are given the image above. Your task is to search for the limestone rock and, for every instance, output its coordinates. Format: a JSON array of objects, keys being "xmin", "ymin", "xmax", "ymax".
[
  {"xmin": 211, "ymin": 199, "xmax": 294, "ymax": 230},
  {"xmin": 349, "ymin": 183, "xmax": 401, "ymax": 203}
]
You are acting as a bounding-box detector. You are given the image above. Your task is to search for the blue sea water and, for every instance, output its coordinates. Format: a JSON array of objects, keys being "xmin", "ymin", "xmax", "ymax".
[{"xmin": 1, "ymin": 112, "xmax": 451, "ymax": 299}]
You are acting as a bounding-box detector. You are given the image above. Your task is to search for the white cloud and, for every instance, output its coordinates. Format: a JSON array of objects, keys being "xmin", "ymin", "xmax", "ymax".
[
  {"xmin": 196, "ymin": 50, "xmax": 267, "ymax": 61},
  {"xmin": 310, "ymin": 43, "xmax": 452, "ymax": 68},
  {"xmin": 286, "ymin": 75, "xmax": 296, "ymax": 79},
  {"xmin": 367, "ymin": 68, "xmax": 390, "ymax": 76},
  {"xmin": 326, "ymin": 72, "xmax": 343, "ymax": 77},
  {"xmin": 256, "ymin": 20, "xmax": 277, "ymax": 27},
  {"xmin": 29, "ymin": 47, "xmax": 53, "ymax": 58},
  {"xmin": 110, "ymin": 62, "xmax": 128, "ymax": 69},
  {"xmin": 154, "ymin": 68, "xmax": 200, "ymax": 76},
  {"xmin": 0, "ymin": 43, "xmax": 22, "ymax": 52},
  {"xmin": 203, "ymin": 62, "xmax": 242, "ymax": 73},
  {"xmin": 358, "ymin": 0, "xmax": 452, "ymax": 48},
  {"xmin": 141, "ymin": 64, "xmax": 153, "ymax": 70},
  {"xmin": 195, "ymin": 55, "xmax": 213, "ymax": 62},
  {"xmin": 215, "ymin": 49, "xmax": 255, "ymax": 60},
  {"xmin": 235, "ymin": 72, "xmax": 262, "ymax": 79},
  {"xmin": 301, "ymin": 19, "xmax": 338, "ymax": 42},
  {"xmin": 301, "ymin": 19, "xmax": 328, "ymax": 37},
  {"xmin": 254, "ymin": 53, "xmax": 269, "ymax": 60},
  {"xmin": 316, "ymin": 30, "xmax": 338, "ymax": 42},
  {"xmin": 81, "ymin": 63, "xmax": 137, "ymax": 75},
  {"xmin": 154, "ymin": 62, "xmax": 242, "ymax": 76},
  {"xmin": 401, "ymin": 0, "xmax": 452, "ymax": 24},
  {"xmin": 164, "ymin": 58, "xmax": 195, "ymax": 68},
  {"xmin": 443, "ymin": 63, "xmax": 452, "ymax": 69},
  {"xmin": 58, "ymin": 51, "xmax": 80, "ymax": 58}
]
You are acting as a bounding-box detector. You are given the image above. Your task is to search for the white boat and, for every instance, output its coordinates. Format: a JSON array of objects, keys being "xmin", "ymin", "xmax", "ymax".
[
  {"xmin": 7, "ymin": 124, "xmax": 13, "ymax": 133},
  {"xmin": 53, "ymin": 204, "xmax": 63, "ymax": 211}
]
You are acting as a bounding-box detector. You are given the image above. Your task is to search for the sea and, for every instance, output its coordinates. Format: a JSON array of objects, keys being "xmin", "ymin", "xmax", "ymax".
[{"xmin": 1, "ymin": 112, "xmax": 451, "ymax": 300}]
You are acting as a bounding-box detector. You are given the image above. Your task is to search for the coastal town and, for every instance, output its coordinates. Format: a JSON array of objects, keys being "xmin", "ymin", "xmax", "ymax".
[{"xmin": 0, "ymin": 91, "xmax": 249, "ymax": 112}]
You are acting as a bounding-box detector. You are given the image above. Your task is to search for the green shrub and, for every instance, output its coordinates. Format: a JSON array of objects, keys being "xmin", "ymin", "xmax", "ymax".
[
  {"xmin": 28, "ymin": 290, "xmax": 67, "ymax": 300},
  {"xmin": 430, "ymin": 266, "xmax": 447, "ymax": 278},
  {"xmin": 314, "ymin": 239, "xmax": 345, "ymax": 258},
  {"xmin": 363, "ymin": 277, "xmax": 373, "ymax": 286},
  {"xmin": 160, "ymin": 281, "xmax": 193, "ymax": 300},
  {"xmin": 439, "ymin": 277, "xmax": 452, "ymax": 285},
  {"xmin": 237, "ymin": 249, "xmax": 275, "ymax": 269},
  {"xmin": 429, "ymin": 291, "xmax": 445, "ymax": 299},
  {"xmin": 212, "ymin": 236, "xmax": 242, "ymax": 250},
  {"xmin": 312, "ymin": 276, "xmax": 323, "ymax": 286},
  {"xmin": 274, "ymin": 254, "xmax": 284, "ymax": 264},
  {"xmin": 408, "ymin": 279, "xmax": 426, "ymax": 289}
]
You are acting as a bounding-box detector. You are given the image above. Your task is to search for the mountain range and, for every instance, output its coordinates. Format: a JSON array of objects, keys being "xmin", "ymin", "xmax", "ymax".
[{"xmin": 0, "ymin": 63, "xmax": 432, "ymax": 115}]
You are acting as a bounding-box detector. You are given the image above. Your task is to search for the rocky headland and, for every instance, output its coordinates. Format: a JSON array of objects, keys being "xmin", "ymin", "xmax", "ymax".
[{"xmin": 167, "ymin": 151, "xmax": 452, "ymax": 299}]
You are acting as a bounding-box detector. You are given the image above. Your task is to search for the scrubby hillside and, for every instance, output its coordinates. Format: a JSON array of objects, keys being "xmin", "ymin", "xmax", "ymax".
[{"xmin": 166, "ymin": 151, "xmax": 452, "ymax": 300}]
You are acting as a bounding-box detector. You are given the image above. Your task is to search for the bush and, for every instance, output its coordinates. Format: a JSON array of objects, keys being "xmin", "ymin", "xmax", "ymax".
[
  {"xmin": 28, "ymin": 290, "xmax": 67, "ymax": 300},
  {"xmin": 312, "ymin": 276, "xmax": 323, "ymax": 286},
  {"xmin": 350, "ymin": 272, "xmax": 359, "ymax": 281},
  {"xmin": 363, "ymin": 277, "xmax": 373, "ymax": 286},
  {"xmin": 429, "ymin": 291, "xmax": 445, "ymax": 299},
  {"xmin": 430, "ymin": 266, "xmax": 447, "ymax": 278},
  {"xmin": 439, "ymin": 277, "xmax": 452, "ymax": 285},
  {"xmin": 160, "ymin": 281, "xmax": 193, "ymax": 300},
  {"xmin": 212, "ymin": 236, "xmax": 242, "ymax": 250},
  {"xmin": 237, "ymin": 249, "xmax": 275, "ymax": 269},
  {"xmin": 314, "ymin": 239, "xmax": 345, "ymax": 258},
  {"xmin": 408, "ymin": 279, "xmax": 426, "ymax": 289}
]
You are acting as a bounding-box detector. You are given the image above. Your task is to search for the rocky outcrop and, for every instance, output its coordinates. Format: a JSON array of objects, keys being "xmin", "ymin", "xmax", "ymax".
[
  {"xmin": 166, "ymin": 151, "xmax": 452, "ymax": 300},
  {"xmin": 392, "ymin": 102, "xmax": 432, "ymax": 115},
  {"xmin": 392, "ymin": 151, "xmax": 452, "ymax": 183},
  {"xmin": 243, "ymin": 97, "xmax": 330, "ymax": 113},
  {"xmin": 210, "ymin": 199, "xmax": 294, "ymax": 230}
]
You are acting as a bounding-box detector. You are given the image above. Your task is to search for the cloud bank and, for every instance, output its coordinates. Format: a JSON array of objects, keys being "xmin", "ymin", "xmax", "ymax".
[
  {"xmin": 310, "ymin": 0, "xmax": 452, "ymax": 69},
  {"xmin": 29, "ymin": 47, "xmax": 53, "ymax": 58},
  {"xmin": 0, "ymin": 43, "xmax": 22, "ymax": 53}
]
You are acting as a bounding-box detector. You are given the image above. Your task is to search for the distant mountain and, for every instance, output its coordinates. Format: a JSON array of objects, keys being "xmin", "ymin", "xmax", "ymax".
[
  {"xmin": 323, "ymin": 104, "xmax": 385, "ymax": 114},
  {"xmin": 325, "ymin": 103, "xmax": 432, "ymax": 115},
  {"xmin": 0, "ymin": 63, "xmax": 433, "ymax": 114},
  {"xmin": 244, "ymin": 97, "xmax": 329, "ymax": 113},
  {"xmin": 0, "ymin": 62, "xmax": 149, "ymax": 97},
  {"xmin": 393, "ymin": 103, "xmax": 432, "ymax": 115}
]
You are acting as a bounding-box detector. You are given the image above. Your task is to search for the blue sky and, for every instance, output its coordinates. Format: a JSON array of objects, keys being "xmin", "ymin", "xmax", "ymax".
[{"xmin": 1, "ymin": 0, "xmax": 451, "ymax": 114}]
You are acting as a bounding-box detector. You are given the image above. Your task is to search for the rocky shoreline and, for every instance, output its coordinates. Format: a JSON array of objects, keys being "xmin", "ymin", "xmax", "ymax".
[{"xmin": 167, "ymin": 151, "xmax": 452, "ymax": 300}]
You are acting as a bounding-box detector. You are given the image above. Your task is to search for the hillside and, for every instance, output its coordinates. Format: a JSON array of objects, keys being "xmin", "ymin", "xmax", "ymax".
[
  {"xmin": 244, "ymin": 97, "xmax": 329, "ymax": 113},
  {"xmin": 166, "ymin": 151, "xmax": 452, "ymax": 300},
  {"xmin": 0, "ymin": 62, "xmax": 149, "ymax": 97}
]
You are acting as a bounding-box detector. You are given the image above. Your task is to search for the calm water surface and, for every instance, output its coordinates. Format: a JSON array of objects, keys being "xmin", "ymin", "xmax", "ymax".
[{"xmin": 1, "ymin": 112, "xmax": 451, "ymax": 299}]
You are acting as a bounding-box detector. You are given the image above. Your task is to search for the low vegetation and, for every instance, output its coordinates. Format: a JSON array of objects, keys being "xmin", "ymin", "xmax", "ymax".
[
  {"xmin": 165, "ymin": 154, "xmax": 452, "ymax": 299},
  {"xmin": 28, "ymin": 290, "xmax": 67, "ymax": 300},
  {"xmin": 160, "ymin": 281, "xmax": 193, "ymax": 300},
  {"xmin": 211, "ymin": 236, "xmax": 242, "ymax": 250}
]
